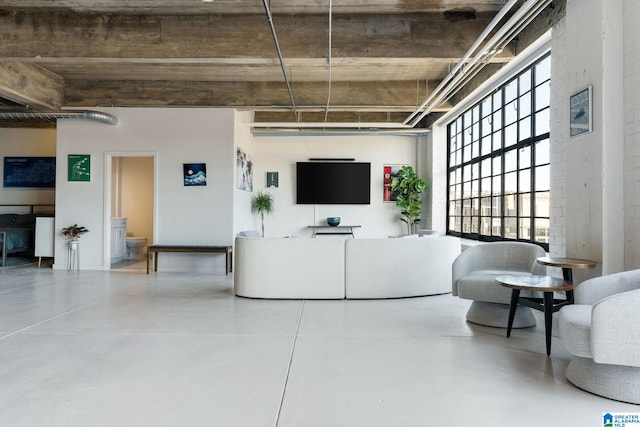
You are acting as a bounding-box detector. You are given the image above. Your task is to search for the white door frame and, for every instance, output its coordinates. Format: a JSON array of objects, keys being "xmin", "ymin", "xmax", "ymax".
[{"xmin": 103, "ymin": 151, "xmax": 159, "ymax": 269}]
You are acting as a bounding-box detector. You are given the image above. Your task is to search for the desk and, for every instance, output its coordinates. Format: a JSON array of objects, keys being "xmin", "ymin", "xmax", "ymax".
[
  {"xmin": 496, "ymin": 274, "xmax": 573, "ymax": 356},
  {"xmin": 536, "ymin": 256, "xmax": 597, "ymax": 281},
  {"xmin": 308, "ymin": 225, "xmax": 361, "ymax": 238},
  {"xmin": 147, "ymin": 245, "xmax": 233, "ymax": 274}
]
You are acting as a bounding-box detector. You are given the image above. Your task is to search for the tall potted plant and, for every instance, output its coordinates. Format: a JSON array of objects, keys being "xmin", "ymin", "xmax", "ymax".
[
  {"xmin": 390, "ymin": 165, "xmax": 428, "ymax": 235},
  {"xmin": 251, "ymin": 191, "xmax": 274, "ymax": 237}
]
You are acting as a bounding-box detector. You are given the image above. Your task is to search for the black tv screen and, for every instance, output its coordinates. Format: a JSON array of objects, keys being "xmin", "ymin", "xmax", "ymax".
[{"xmin": 296, "ymin": 162, "xmax": 371, "ymax": 204}]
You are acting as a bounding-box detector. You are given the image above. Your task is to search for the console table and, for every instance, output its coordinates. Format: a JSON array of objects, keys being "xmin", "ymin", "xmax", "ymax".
[
  {"xmin": 308, "ymin": 225, "xmax": 361, "ymax": 238},
  {"xmin": 147, "ymin": 245, "xmax": 233, "ymax": 274}
]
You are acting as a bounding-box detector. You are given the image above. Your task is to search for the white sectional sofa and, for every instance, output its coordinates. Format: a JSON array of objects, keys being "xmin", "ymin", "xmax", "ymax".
[{"xmin": 234, "ymin": 235, "xmax": 461, "ymax": 299}]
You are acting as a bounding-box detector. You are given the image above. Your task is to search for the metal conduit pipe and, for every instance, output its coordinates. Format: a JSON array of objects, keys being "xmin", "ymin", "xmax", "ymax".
[
  {"xmin": 0, "ymin": 110, "xmax": 119, "ymax": 125},
  {"xmin": 412, "ymin": 0, "xmax": 551, "ymax": 126},
  {"xmin": 404, "ymin": 0, "xmax": 552, "ymax": 127},
  {"xmin": 402, "ymin": 0, "xmax": 521, "ymax": 126},
  {"xmin": 262, "ymin": 0, "xmax": 298, "ymax": 121}
]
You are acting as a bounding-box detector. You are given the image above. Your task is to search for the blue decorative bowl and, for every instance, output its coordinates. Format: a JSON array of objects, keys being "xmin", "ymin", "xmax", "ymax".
[{"xmin": 326, "ymin": 217, "xmax": 341, "ymax": 226}]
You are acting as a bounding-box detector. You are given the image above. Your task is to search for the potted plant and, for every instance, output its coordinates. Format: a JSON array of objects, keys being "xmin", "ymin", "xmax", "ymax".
[
  {"xmin": 251, "ymin": 191, "xmax": 274, "ymax": 237},
  {"xmin": 390, "ymin": 165, "xmax": 429, "ymax": 235},
  {"xmin": 62, "ymin": 224, "xmax": 89, "ymax": 241}
]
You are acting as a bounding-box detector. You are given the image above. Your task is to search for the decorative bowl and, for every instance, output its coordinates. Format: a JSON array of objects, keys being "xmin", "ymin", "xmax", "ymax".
[{"xmin": 326, "ymin": 217, "xmax": 341, "ymax": 226}]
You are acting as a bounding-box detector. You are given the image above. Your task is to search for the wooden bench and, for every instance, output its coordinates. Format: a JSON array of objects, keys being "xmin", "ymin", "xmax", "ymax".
[{"xmin": 146, "ymin": 245, "xmax": 233, "ymax": 275}]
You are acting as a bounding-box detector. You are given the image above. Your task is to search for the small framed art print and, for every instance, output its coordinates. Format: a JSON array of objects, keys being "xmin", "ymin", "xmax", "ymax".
[{"xmin": 570, "ymin": 86, "xmax": 592, "ymax": 137}]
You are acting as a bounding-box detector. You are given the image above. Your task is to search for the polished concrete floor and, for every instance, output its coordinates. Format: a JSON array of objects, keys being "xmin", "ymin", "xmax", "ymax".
[{"xmin": 0, "ymin": 263, "xmax": 637, "ymax": 426}]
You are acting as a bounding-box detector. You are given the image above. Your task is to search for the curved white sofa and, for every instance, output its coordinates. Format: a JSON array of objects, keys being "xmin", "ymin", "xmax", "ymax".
[{"xmin": 234, "ymin": 236, "xmax": 461, "ymax": 299}]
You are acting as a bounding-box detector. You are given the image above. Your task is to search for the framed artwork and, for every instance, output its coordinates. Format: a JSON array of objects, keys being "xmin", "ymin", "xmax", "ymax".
[
  {"xmin": 570, "ymin": 86, "xmax": 592, "ymax": 137},
  {"xmin": 383, "ymin": 164, "xmax": 404, "ymax": 202},
  {"xmin": 236, "ymin": 148, "xmax": 253, "ymax": 192},
  {"xmin": 3, "ymin": 157, "xmax": 56, "ymax": 188},
  {"xmin": 183, "ymin": 163, "xmax": 207, "ymax": 186},
  {"xmin": 266, "ymin": 171, "xmax": 279, "ymax": 188},
  {"xmin": 68, "ymin": 154, "xmax": 91, "ymax": 182}
]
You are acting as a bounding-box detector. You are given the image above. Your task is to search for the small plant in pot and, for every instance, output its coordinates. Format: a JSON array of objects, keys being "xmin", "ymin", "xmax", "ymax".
[
  {"xmin": 251, "ymin": 191, "xmax": 274, "ymax": 237},
  {"xmin": 62, "ymin": 224, "xmax": 89, "ymax": 241},
  {"xmin": 390, "ymin": 165, "xmax": 428, "ymax": 235}
]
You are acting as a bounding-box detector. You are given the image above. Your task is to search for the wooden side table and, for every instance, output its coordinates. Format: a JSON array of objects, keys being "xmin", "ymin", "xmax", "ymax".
[
  {"xmin": 496, "ymin": 274, "xmax": 573, "ymax": 356},
  {"xmin": 536, "ymin": 256, "xmax": 597, "ymax": 282}
]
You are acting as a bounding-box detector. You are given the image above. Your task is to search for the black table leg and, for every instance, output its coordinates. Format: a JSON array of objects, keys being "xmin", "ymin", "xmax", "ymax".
[
  {"xmin": 506, "ymin": 289, "xmax": 520, "ymax": 338},
  {"xmin": 543, "ymin": 291, "xmax": 554, "ymax": 356}
]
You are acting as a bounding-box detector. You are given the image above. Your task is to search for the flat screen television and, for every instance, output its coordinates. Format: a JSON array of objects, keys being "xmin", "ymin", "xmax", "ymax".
[{"xmin": 296, "ymin": 162, "xmax": 371, "ymax": 204}]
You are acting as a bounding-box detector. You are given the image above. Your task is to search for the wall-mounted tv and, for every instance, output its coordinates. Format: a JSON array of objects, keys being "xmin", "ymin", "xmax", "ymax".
[{"xmin": 296, "ymin": 161, "xmax": 371, "ymax": 205}]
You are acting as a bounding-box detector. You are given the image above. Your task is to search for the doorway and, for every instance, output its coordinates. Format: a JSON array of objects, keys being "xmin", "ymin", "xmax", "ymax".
[{"xmin": 108, "ymin": 154, "xmax": 155, "ymax": 271}]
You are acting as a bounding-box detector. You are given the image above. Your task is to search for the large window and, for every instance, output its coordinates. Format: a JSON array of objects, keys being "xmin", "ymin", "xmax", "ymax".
[{"xmin": 447, "ymin": 53, "xmax": 550, "ymax": 250}]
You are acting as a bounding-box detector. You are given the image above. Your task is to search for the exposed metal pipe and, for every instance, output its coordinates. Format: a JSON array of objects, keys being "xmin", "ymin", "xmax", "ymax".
[
  {"xmin": 323, "ymin": 0, "xmax": 333, "ymax": 125},
  {"xmin": 0, "ymin": 110, "xmax": 118, "ymax": 125},
  {"xmin": 404, "ymin": 0, "xmax": 551, "ymax": 127},
  {"xmin": 252, "ymin": 128, "xmax": 430, "ymax": 137},
  {"xmin": 403, "ymin": 0, "xmax": 521, "ymax": 126},
  {"xmin": 262, "ymin": 0, "xmax": 298, "ymax": 121},
  {"xmin": 249, "ymin": 121, "xmax": 412, "ymax": 129}
]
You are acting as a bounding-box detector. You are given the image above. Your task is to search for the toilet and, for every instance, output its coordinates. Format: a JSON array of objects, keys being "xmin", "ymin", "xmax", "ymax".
[{"xmin": 126, "ymin": 236, "xmax": 148, "ymax": 260}]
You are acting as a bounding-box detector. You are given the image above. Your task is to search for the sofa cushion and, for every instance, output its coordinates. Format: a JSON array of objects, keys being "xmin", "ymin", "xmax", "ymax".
[
  {"xmin": 345, "ymin": 236, "xmax": 460, "ymax": 299},
  {"xmin": 234, "ymin": 237, "xmax": 345, "ymax": 299},
  {"xmin": 558, "ymin": 304, "xmax": 592, "ymax": 358}
]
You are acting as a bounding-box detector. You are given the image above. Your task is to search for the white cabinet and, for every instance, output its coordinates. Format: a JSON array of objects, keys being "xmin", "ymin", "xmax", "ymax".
[
  {"xmin": 34, "ymin": 217, "xmax": 55, "ymax": 266},
  {"xmin": 111, "ymin": 218, "xmax": 127, "ymax": 263}
]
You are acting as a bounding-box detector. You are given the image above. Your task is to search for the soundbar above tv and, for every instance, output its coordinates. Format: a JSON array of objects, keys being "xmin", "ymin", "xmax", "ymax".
[{"xmin": 296, "ymin": 162, "xmax": 371, "ymax": 205}]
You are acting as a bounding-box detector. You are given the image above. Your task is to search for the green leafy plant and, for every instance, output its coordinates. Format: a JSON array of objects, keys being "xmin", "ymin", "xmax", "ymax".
[
  {"xmin": 390, "ymin": 165, "xmax": 429, "ymax": 235},
  {"xmin": 62, "ymin": 224, "xmax": 89, "ymax": 241},
  {"xmin": 251, "ymin": 191, "xmax": 274, "ymax": 237}
]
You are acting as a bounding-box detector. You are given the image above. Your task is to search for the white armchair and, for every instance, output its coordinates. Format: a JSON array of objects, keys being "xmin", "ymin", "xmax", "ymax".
[
  {"xmin": 558, "ymin": 269, "xmax": 640, "ymax": 404},
  {"xmin": 452, "ymin": 242, "xmax": 546, "ymax": 328}
]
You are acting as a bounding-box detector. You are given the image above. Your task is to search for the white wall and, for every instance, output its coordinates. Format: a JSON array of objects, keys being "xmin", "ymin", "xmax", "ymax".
[
  {"xmin": 55, "ymin": 107, "xmax": 236, "ymax": 271},
  {"xmin": 251, "ymin": 134, "xmax": 422, "ymax": 238},
  {"xmin": 551, "ymin": 0, "xmax": 631, "ymax": 278},
  {"xmin": 232, "ymin": 111, "xmax": 257, "ymax": 236},
  {"xmin": 0, "ymin": 128, "xmax": 56, "ymax": 211},
  {"xmin": 623, "ymin": 0, "xmax": 640, "ymax": 269}
]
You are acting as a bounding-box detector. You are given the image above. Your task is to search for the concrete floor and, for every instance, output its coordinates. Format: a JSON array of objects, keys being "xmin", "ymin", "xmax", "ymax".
[{"xmin": 0, "ymin": 264, "xmax": 637, "ymax": 426}]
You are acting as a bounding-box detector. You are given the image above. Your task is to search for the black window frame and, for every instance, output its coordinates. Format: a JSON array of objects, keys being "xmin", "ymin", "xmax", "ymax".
[{"xmin": 446, "ymin": 53, "xmax": 551, "ymax": 251}]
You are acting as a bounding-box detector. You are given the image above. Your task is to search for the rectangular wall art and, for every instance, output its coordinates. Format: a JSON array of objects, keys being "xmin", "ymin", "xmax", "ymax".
[
  {"xmin": 183, "ymin": 163, "xmax": 207, "ymax": 186},
  {"xmin": 383, "ymin": 164, "xmax": 404, "ymax": 202},
  {"xmin": 236, "ymin": 147, "xmax": 253, "ymax": 192},
  {"xmin": 3, "ymin": 157, "xmax": 56, "ymax": 188},
  {"xmin": 570, "ymin": 86, "xmax": 592, "ymax": 137},
  {"xmin": 68, "ymin": 154, "xmax": 91, "ymax": 182}
]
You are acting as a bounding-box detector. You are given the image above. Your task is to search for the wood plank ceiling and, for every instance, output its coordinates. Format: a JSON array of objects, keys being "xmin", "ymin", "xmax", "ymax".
[{"xmin": 0, "ymin": 0, "xmax": 562, "ymax": 127}]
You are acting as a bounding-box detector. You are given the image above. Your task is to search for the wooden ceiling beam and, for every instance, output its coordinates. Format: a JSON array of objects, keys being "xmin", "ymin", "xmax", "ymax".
[
  {"xmin": 0, "ymin": 62, "xmax": 64, "ymax": 109},
  {"xmin": 63, "ymin": 79, "xmax": 451, "ymax": 111},
  {"xmin": 0, "ymin": 12, "xmax": 510, "ymax": 61},
  {"xmin": 0, "ymin": 0, "xmax": 506, "ymax": 16}
]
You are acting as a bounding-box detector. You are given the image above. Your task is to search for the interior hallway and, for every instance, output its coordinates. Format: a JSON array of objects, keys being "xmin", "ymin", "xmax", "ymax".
[{"xmin": 0, "ymin": 265, "xmax": 636, "ymax": 426}]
